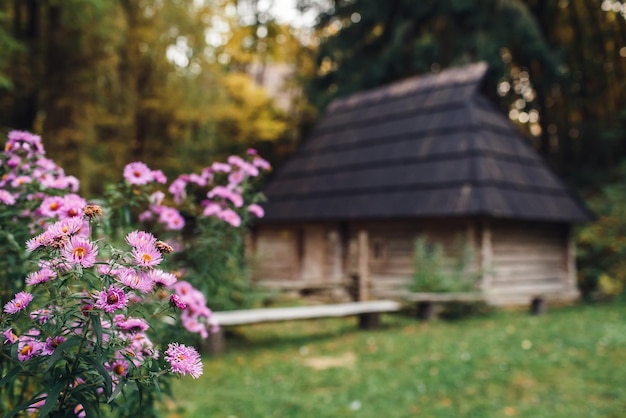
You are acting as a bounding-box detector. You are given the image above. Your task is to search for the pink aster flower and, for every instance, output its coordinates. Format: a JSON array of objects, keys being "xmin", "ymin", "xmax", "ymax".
[
  {"xmin": 248, "ymin": 203, "xmax": 265, "ymax": 218},
  {"xmin": 169, "ymin": 294, "xmax": 187, "ymax": 310},
  {"xmin": 124, "ymin": 162, "xmax": 154, "ymax": 185},
  {"xmin": 30, "ymin": 308, "xmax": 54, "ymax": 324},
  {"xmin": 0, "ymin": 189, "xmax": 16, "ymax": 205},
  {"xmin": 158, "ymin": 206, "xmax": 185, "ymax": 231},
  {"xmin": 152, "ymin": 169, "xmax": 167, "ymax": 184},
  {"xmin": 207, "ymin": 186, "xmax": 243, "ymax": 207},
  {"xmin": 74, "ymin": 404, "xmax": 86, "ymax": 418},
  {"xmin": 95, "ymin": 287, "xmax": 128, "ymax": 313},
  {"xmin": 180, "ymin": 314, "xmax": 209, "ymax": 339},
  {"xmin": 17, "ymin": 335, "xmax": 43, "ymax": 361},
  {"xmin": 211, "ymin": 162, "xmax": 231, "ymax": 173},
  {"xmin": 114, "ymin": 315, "xmax": 150, "ymax": 333},
  {"xmin": 4, "ymin": 291, "xmax": 34, "ymax": 314},
  {"xmin": 146, "ymin": 269, "xmax": 177, "ymax": 287},
  {"xmin": 42, "ymin": 336, "xmax": 66, "ymax": 355},
  {"xmin": 3, "ymin": 328, "xmax": 18, "ymax": 344},
  {"xmin": 228, "ymin": 170, "xmax": 245, "ymax": 186},
  {"xmin": 26, "ymin": 231, "xmax": 53, "ymax": 252},
  {"xmin": 47, "ymin": 217, "xmax": 85, "ymax": 238},
  {"xmin": 217, "ymin": 208, "xmax": 241, "ymax": 227},
  {"xmin": 252, "ymin": 155, "xmax": 271, "ymax": 170},
  {"xmin": 108, "ymin": 358, "xmax": 129, "ymax": 378},
  {"xmin": 39, "ymin": 196, "xmax": 65, "ymax": 218},
  {"xmin": 131, "ymin": 244, "xmax": 162, "ymax": 268},
  {"xmin": 168, "ymin": 177, "xmax": 187, "ymax": 204},
  {"xmin": 202, "ymin": 202, "xmax": 222, "ymax": 217},
  {"xmin": 26, "ymin": 394, "xmax": 47, "ymax": 414},
  {"xmin": 59, "ymin": 194, "xmax": 86, "ymax": 219},
  {"xmin": 117, "ymin": 269, "xmax": 154, "ymax": 293},
  {"xmin": 62, "ymin": 236, "xmax": 98, "ymax": 268},
  {"xmin": 164, "ymin": 343, "xmax": 203, "ymax": 378},
  {"xmin": 25, "ymin": 268, "xmax": 57, "ymax": 286},
  {"xmin": 125, "ymin": 230, "xmax": 157, "ymax": 248}
]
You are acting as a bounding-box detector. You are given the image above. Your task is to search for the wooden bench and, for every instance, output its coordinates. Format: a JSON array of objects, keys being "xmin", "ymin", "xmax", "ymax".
[
  {"xmin": 397, "ymin": 292, "xmax": 553, "ymax": 319},
  {"xmin": 398, "ymin": 292, "xmax": 486, "ymax": 320},
  {"xmin": 204, "ymin": 300, "xmax": 400, "ymax": 354}
]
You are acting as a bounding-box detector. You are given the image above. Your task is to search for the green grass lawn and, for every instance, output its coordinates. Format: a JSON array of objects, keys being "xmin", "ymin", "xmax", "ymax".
[{"xmin": 161, "ymin": 302, "xmax": 626, "ymax": 418}]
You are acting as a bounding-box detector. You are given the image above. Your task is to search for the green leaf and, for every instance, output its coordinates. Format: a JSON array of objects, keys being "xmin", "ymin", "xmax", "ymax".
[
  {"xmin": 32, "ymin": 379, "xmax": 66, "ymax": 417},
  {"xmin": 0, "ymin": 365, "xmax": 22, "ymax": 387},
  {"xmin": 85, "ymin": 356, "xmax": 113, "ymax": 398},
  {"xmin": 91, "ymin": 312, "xmax": 103, "ymax": 348},
  {"xmin": 5, "ymin": 394, "xmax": 47, "ymax": 418},
  {"xmin": 108, "ymin": 378, "xmax": 128, "ymax": 403},
  {"xmin": 45, "ymin": 336, "xmax": 82, "ymax": 372}
]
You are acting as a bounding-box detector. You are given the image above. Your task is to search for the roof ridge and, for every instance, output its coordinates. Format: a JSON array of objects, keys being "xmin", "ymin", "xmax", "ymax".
[{"xmin": 327, "ymin": 61, "xmax": 489, "ymax": 113}]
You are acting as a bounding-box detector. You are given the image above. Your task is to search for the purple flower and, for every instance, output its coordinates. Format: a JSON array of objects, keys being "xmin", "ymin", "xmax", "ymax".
[
  {"xmin": 62, "ymin": 236, "xmax": 98, "ymax": 268},
  {"xmin": 207, "ymin": 186, "xmax": 243, "ymax": 207},
  {"xmin": 59, "ymin": 194, "xmax": 86, "ymax": 219},
  {"xmin": 117, "ymin": 269, "xmax": 154, "ymax": 293},
  {"xmin": 114, "ymin": 315, "xmax": 150, "ymax": 333},
  {"xmin": 17, "ymin": 334, "xmax": 43, "ymax": 361},
  {"xmin": 95, "ymin": 287, "xmax": 128, "ymax": 313},
  {"xmin": 169, "ymin": 294, "xmax": 187, "ymax": 310},
  {"xmin": 202, "ymin": 202, "xmax": 222, "ymax": 217},
  {"xmin": 108, "ymin": 359, "xmax": 129, "ymax": 377},
  {"xmin": 164, "ymin": 343, "xmax": 203, "ymax": 378},
  {"xmin": 25, "ymin": 231, "xmax": 53, "ymax": 252},
  {"xmin": 248, "ymin": 204, "xmax": 265, "ymax": 218},
  {"xmin": 125, "ymin": 230, "xmax": 157, "ymax": 248},
  {"xmin": 152, "ymin": 169, "xmax": 167, "ymax": 184},
  {"xmin": 3, "ymin": 328, "xmax": 18, "ymax": 344},
  {"xmin": 146, "ymin": 269, "xmax": 177, "ymax": 287},
  {"xmin": 4, "ymin": 291, "xmax": 34, "ymax": 314},
  {"xmin": 26, "ymin": 268, "xmax": 57, "ymax": 286},
  {"xmin": 123, "ymin": 162, "xmax": 154, "ymax": 185},
  {"xmin": 217, "ymin": 208, "xmax": 241, "ymax": 227},
  {"xmin": 43, "ymin": 336, "xmax": 66, "ymax": 355},
  {"xmin": 211, "ymin": 162, "xmax": 231, "ymax": 173},
  {"xmin": 157, "ymin": 206, "xmax": 185, "ymax": 231},
  {"xmin": 131, "ymin": 244, "xmax": 162, "ymax": 268},
  {"xmin": 168, "ymin": 177, "xmax": 188, "ymax": 204},
  {"xmin": 0, "ymin": 189, "xmax": 16, "ymax": 205}
]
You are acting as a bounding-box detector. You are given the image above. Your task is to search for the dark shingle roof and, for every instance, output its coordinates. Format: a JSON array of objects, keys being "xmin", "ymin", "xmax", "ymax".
[{"xmin": 262, "ymin": 62, "xmax": 594, "ymax": 223}]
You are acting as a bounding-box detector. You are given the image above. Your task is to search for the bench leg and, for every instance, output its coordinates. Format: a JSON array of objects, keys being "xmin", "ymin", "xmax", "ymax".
[
  {"xmin": 416, "ymin": 301, "xmax": 436, "ymax": 321},
  {"xmin": 202, "ymin": 327, "xmax": 226, "ymax": 355},
  {"xmin": 530, "ymin": 297, "xmax": 546, "ymax": 315},
  {"xmin": 358, "ymin": 313, "xmax": 380, "ymax": 329}
]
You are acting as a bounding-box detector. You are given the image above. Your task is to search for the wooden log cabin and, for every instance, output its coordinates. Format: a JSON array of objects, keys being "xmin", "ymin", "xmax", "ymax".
[{"xmin": 250, "ymin": 62, "xmax": 594, "ymax": 306}]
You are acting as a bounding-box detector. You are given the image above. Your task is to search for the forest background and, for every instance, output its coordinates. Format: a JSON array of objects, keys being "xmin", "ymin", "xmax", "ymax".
[{"xmin": 2, "ymin": 0, "xmax": 626, "ymax": 298}]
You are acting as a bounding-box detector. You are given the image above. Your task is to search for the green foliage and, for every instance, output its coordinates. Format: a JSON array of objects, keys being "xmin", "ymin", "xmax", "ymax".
[
  {"xmin": 577, "ymin": 162, "xmax": 626, "ymax": 300},
  {"xmin": 409, "ymin": 235, "xmax": 479, "ymax": 293}
]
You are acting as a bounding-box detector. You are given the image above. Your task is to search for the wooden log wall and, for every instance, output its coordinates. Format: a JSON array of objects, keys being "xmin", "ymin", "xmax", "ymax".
[
  {"xmin": 486, "ymin": 220, "xmax": 578, "ymax": 305},
  {"xmin": 348, "ymin": 219, "xmax": 474, "ymax": 298}
]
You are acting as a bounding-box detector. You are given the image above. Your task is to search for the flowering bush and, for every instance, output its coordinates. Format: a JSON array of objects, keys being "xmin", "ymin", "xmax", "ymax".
[
  {"xmin": 0, "ymin": 131, "xmax": 80, "ymax": 306},
  {"xmin": 0, "ymin": 207, "xmax": 210, "ymax": 416},
  {"xmin": 103, "ymin": 149, "xmax": 271, "ymax": 313}
]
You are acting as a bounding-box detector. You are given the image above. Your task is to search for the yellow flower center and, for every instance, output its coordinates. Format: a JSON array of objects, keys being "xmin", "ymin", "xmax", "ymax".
[
  {"xmin": 107, "ymin": 293, "xmax": 119, "ymax": 305},
  {"xmin": 113, "ymin": 364, "xmax": 125, "ymax": 375},
  {"xmin": 73, "ymin": 247, "xmax": 87, "ymax": 259},
  {"xmin": 49, "ymin": 202, "xmax": 59, "ymax": 210},
  {"xmin": 142, "ymin": 253, "xmax": 152, "ymax": 263}
]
